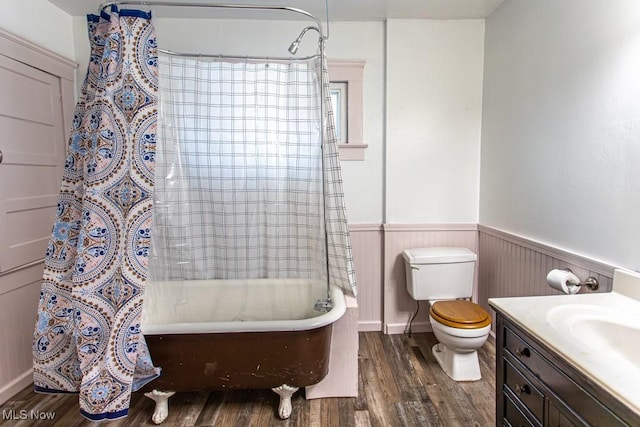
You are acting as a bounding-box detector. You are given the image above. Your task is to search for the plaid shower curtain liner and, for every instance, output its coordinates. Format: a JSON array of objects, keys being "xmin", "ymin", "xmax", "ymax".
[{"xmin": 150, "ymin": 53, "xmax": 357, "ymax": 296}]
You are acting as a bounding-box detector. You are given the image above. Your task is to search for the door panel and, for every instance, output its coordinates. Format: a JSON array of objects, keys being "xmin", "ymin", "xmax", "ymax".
[{"xmin": 0, "ymin": 54, "xmax": 65, "ymax": 272}]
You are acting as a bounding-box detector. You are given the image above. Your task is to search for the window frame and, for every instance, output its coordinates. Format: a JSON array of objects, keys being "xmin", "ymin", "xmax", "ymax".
[{"xmin": 327, "ymin": 59, "xmax": 367, "ymax": 161}]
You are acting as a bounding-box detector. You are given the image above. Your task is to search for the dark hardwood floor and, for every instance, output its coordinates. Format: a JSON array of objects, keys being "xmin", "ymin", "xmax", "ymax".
[{"xmin": 0, "ymin": 332, "xmax": 495, "ymax": 426}]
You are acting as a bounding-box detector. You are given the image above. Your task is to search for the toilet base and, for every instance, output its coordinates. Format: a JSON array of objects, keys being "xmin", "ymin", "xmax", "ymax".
[{"xmin": 432, "ymin": 342, "xmax": 481, "ymax": 382}]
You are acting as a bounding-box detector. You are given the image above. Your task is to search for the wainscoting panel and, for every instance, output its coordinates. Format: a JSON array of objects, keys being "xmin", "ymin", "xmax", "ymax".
[
  {"xmin": 0, "ymin": 265, "xmax": 42, "ymax": 404},
  {"xmin": 478, "ymin": 225, "xmax": 615, "ymax": 326},
  {"xmin": 383, "ymin": 224, "xmax": 479, "ymax": 334},
  {"xmin": 349, "ymin": 224, "xmax": 383, "ymax": 331}
]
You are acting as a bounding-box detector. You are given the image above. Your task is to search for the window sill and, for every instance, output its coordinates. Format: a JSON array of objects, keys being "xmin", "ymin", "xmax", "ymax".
[{"xmin": 338, "ymin": 144, "xmax": 368, "ymax": 161}]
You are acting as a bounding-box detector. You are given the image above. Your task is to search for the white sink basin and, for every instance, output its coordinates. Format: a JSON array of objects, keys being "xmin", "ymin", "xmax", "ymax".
[{"xmin": 547, "ymin": 304, "xmax": 640, "ymax": 367}]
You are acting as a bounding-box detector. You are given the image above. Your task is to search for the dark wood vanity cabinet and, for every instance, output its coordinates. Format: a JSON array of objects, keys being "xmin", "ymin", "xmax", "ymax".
[{"xmin": 494, "ymin": 312, "xmax": 639, "ymax": 427}]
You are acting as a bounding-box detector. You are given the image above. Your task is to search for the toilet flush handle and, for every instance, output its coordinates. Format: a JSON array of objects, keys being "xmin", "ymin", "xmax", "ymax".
[{"xmin": 410, "ymin": 265, "xmax": 420, "ymax": 270}]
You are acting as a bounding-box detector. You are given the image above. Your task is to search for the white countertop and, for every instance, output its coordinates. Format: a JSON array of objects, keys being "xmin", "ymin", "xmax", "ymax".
[{"xmin": 489, "ymin": 268, "xmax": 640, "ymax": 418}]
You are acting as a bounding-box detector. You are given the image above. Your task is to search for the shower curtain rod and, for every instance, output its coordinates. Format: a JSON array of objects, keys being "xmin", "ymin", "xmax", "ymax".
[
  {"xmin": 99, "ymin": 1, "xmax": 326, "ymax": 40},
  {"xmin": 157, "ymin": 48, "xmax": 319, "ymax": 62}
]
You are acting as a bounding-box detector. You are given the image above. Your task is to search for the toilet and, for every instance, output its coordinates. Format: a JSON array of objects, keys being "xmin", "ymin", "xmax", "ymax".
[{"xmin": 402, "ymin": 247, "xmax": 491, "ymax": 381}]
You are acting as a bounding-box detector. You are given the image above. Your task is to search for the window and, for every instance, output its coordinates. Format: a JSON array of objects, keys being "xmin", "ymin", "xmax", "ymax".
[
  {"xmin": 328, "ymin": 60, "xmax": 367, "ymax": 161},
  {"xmin": 330, "ymin": 82, "xmax": 348, "ymax": 143}
]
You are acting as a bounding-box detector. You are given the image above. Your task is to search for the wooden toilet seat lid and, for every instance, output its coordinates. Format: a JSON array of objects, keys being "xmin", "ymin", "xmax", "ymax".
[{"xmin": 430, "ymin": 300, "xmax": 491, "ymax": 329}]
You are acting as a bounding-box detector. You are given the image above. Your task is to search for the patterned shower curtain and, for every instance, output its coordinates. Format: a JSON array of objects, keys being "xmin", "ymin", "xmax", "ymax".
[{"xmin": 32, "ymin": 6, "xmax": 160, "ymax": 421}]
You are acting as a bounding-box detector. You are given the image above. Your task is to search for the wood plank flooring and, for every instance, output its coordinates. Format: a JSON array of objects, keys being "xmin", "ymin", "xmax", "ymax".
[{"xmin": 0, "ymin": 332, "xmax": 495, "ymax": 426}]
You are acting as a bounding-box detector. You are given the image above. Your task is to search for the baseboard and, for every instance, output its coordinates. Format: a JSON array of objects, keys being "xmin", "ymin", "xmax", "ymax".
[
  {"xmin": 0, "ymin": 369, "xmax": 32, "ymax": 405},
  {"xmin": 357, "ymin": 321, "xmax": 382, "ymax": 332},
  {"xmin": 385, "ymin": 321, "xmax": 432, "ymax": 335}
]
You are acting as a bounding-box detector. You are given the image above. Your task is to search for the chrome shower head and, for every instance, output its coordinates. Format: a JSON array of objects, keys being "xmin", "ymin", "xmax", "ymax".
[
  {"xmin": 288, "ymin": 26, "xmax": 320, "ymax": 56},
  {"xmin": 288, "ymin": 39, "xmax": 300, "ymax": 55}
]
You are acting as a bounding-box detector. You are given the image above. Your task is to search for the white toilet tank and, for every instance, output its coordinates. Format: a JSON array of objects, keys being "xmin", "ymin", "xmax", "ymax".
[{"xmin": 402, "ymin": 247, "xmax": 477, "ymax": 300}]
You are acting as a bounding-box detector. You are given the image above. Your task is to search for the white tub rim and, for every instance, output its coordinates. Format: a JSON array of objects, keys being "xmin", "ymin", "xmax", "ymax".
[{"xmin": 141, "ymin": 284, "xmax": 346, "ymax": 335}]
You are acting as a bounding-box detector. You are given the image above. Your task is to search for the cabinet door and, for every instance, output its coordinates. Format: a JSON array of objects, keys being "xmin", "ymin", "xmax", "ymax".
[
  {"xmin": 0, "ymin": 54, "xmax": 65, "ymax": 272},
  {"xmin": 547, "ymin": 400, "xmax": 581, "ymax": 427}
]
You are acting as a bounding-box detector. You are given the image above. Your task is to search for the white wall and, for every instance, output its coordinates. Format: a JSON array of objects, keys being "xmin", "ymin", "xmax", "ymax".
[
  {"xmin": 386, "ymin": 19, "xmax": 485, "ymax": 224},
  {"xmin": 0, "ymin": 0, "xmax": 74, "ymax": 59},
  {"xmin": 480, "ymin": 0, "xmax": 640, "ymax": 271},
  {"xmin": 72, "ymin": 17, "xmax": 385, "ymax": 224}
]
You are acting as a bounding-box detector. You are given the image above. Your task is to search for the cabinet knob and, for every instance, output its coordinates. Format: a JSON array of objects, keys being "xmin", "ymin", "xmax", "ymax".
[
  {"xmin": 514, "ymin": 347, "xmax": 531, "ymax": 358},
  {"xmin": 0, "ymin": 149, "xmax": 3, "ymax": 164},
  {"xmin": 514, "ymin": 384, "xmax": 531, "ymax": 396}
]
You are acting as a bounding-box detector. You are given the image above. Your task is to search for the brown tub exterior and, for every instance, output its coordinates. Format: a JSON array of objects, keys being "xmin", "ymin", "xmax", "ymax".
[{"xmin": 142, "ymin": 324, "xmax": 332, "ymax": 392}]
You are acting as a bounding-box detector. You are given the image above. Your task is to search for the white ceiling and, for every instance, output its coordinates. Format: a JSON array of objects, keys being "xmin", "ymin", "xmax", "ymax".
[{"xmin": 48, "ymin": 0, "xmax": 505, "ymax": 21}]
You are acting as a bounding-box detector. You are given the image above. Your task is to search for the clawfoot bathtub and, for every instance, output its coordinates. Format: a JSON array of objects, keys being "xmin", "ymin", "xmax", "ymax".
[{"xmin": 140, "ymin": 279, "xmax": 345, "ymax": 423}]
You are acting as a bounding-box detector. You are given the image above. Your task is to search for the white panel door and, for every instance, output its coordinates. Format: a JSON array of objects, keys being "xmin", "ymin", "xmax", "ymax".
[{"xmin": 0, "ymin": 54, "xmax": 65, "ymax": 273}]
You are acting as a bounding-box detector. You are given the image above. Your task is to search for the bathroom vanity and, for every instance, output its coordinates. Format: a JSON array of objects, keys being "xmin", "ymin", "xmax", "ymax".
[
  {"xmin": 489, "ymin": 269, "xmax": 640, "ymax": 427},
  {"xmin": 492, "ymin": 311, "xmax": 637, "ymax": 426}
]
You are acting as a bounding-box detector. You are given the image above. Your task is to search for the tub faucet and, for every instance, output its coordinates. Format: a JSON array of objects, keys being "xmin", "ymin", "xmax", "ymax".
[{"xmin": 314, "ymin": 298, "xmax": 332, "ymax": 312}]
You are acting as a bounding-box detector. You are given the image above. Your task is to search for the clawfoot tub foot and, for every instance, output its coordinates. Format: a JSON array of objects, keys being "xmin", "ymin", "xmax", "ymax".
[
  {"xmin": 144, "ymin": 389, "xmax": 175, "ymax": 424},
  {"xmin": 271, "ymin": 384, "xmax": 299, "ymax": 419}
]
